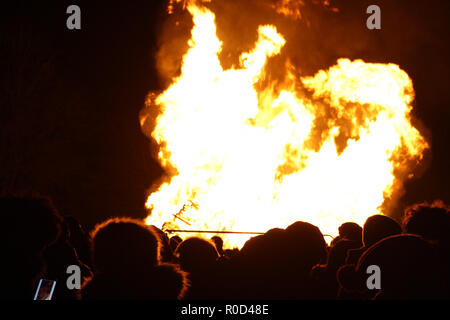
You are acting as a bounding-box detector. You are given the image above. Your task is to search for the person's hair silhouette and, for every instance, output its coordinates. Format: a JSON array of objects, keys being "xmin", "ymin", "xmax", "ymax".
[
  {"xmin": 175, "ymin": 237, "xmax": 220, "ymax": 299},
  {"xmin": 82, "ymin": 217, "xmax": 188, "ymax": 300},
  {"xmin": 338, "ymin": 234, "xmax": 446, "ymax": 299},
  {"xmin": 346, "ymin": 214, "xmax": 401, "ymax": 265},
  {"xmin": 0, "ymin": 195, "xmax": 63, "ymax": 299}
]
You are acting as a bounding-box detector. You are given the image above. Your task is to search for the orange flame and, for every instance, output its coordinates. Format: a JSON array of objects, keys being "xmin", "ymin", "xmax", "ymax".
[{"xmin": 141, "ymin": 4, "xmax": 428, "ymax": 248}]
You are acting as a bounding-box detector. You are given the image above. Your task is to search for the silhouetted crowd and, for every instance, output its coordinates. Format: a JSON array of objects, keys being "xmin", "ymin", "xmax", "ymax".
[{"xmin": 1, "ymin": 195, "xmax": 450, "ymax": 300}]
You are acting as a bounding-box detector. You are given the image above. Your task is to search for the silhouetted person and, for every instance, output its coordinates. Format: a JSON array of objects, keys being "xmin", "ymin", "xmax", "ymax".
[
  {"xmin": 211, "ymin": 236, "xmax": 224, "ymax": 256},
  {"xmin": 402, "ymin": 201, "xmax": 450, "ymax": 245},
  {"xmin": 346, "ymin": 215, "xmax": 401, "ymax": 265},
  {"xmin": 82, "ymin": 218, "xmax": 188, "ymax": 300},
  {"xmin": 338, "ymin": 222, "xmax": 363, "ymax": 244},
  {"xmin": 230, "ymin": 228, "xmax": 285, "ymax": 299},
  {"xmin": 402, "ymin": 201, "xmax": 450, "ymax": 297},
  {"xmin": 0, "ymin": 195, "xmax": 62, "ymax": 299},
  {"xmin": 175, "ymin": 237, "xmax": 221, "ymax": 299},
  {"xmin": 311, "ymin": 239, "xmax": 361, "ymax": 299},
  {"xmin": 64, "ymin": 215, "xmax": 93, "ymax": 269},
  {"xmin": 169, "ymin": 235, "xmax": 183, "ymax": 253},
  {"xmin": 43, "ymin": 216, "xmax": 92, "ymax": 300},
  {"xmin": 231, "ymin": 222, "xmax": 327, "ymax": 299},
  {"xmin": 338, "ymin": 234, "xmax": 446, "ymax": 299}
]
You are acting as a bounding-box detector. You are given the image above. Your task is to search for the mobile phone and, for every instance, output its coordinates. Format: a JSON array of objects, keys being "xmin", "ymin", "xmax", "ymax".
[{"xmin": 33, "ymin": 279, "xmax": 56, "ymax": 300}]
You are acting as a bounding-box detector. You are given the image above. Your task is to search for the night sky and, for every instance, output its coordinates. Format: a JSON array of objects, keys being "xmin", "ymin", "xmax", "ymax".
[{"xmin": 1, "ymin": 0, "xmax": 449, "ymax": 230}]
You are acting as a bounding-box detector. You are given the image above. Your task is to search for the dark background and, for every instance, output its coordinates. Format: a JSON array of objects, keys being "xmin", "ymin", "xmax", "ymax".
[{"xmin": 0, "ymin": 0, "xmax": 449, "ymax": 230}]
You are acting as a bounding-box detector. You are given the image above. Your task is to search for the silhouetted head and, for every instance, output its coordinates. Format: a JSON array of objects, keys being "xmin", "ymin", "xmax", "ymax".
[
  {"xmin": 241, "ymin": 223, "xmax": 327, "ymax": 271},
  {"xmin": 175, "ymin": 237, "xmax": 219, "ymax": 272},
  {"xmin": 90, "ymin": 218, "xmax": 160, "ymax": 274},
  {"xmin": 236, "ymin": 223, "xmax": 326, "ymax": 299},
  {"xmin": 338, "ymin": 222, "xmax": 363, "ymax": 243},
  {"xmin": 402, "ymin": 201, "xmax": 450, "ymax": 243},
  {"xmin": 169, "ymin": 235, "xmax": 183, "ymax": 252},
  {"xmin": 338, "ymin": 234, "xmax": 444, "ymax": 299},
  {"xmin": 239, "ymin": 228, "xmax": 285, "ymax": 269},
  {"xmin": 284, "ymin": 221, "xmax": 328, "ymax": 270},
  {"xmin": 326, "ymin": 239, "xmax": 361, "ymax": 271},
  {"xmin": 362, "ymin": 215, "xmax": 401, "ymax": 247},
  {"xmin": 0, "ymin": 195, "xmax": 63, "ymax": 254},
  {"xmin": 211, "ymin": 236, "xmax": 224, "ymax": 255},
  {"xmin": 0, "ymin": 195, "xmax": 63, "ymax": 298}
]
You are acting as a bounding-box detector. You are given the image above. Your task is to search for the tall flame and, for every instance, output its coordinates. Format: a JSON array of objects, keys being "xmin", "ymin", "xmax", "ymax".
[{"xmin": 141, "ymin": 4, "xmax": 428, "ymax": 248}]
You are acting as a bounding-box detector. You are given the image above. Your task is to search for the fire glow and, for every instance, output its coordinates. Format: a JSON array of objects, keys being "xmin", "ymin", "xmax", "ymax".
[{"xmin": 141, "ymin": 3, "xmax": 428, "ymax": 248}]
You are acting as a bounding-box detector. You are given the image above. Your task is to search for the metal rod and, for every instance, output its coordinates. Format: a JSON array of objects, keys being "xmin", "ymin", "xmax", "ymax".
[
  {"xmin": 164, "ymin": 229, "xmax": 335, "ymax": 239},
  {"xmin": 164, "ymin": 229, "xmax": 265, "ymax": 235}
]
